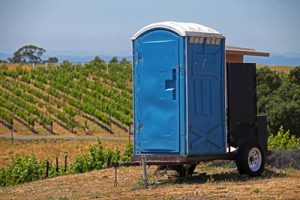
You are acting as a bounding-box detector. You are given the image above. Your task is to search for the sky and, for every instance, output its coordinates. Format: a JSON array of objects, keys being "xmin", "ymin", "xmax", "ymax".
[{"xmin": 0, "ymin": 0, "xmax": 300, "ymax": 64}]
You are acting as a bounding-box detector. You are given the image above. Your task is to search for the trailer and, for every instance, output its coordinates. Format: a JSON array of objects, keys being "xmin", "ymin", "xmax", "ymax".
[{"xmin": 113, "ymin": 21, "xmax": 269, "ymax": 186}]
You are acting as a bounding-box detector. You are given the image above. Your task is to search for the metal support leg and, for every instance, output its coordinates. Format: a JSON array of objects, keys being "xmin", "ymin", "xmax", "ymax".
[
  {"xmin": 141, "ymin": 156, "xmax": 148, "ymax": 188},
  {"xmin": 114, "ymin": 166, "xmax": 118, "ymax": 186},
  {"xmin": 184, "ymin": 165, "xmax": 189, "ymax": 182}
]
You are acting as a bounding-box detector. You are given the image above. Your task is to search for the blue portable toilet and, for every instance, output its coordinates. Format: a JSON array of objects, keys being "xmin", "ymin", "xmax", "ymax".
[{"xmin": 132, "ymin": 21, "xmax": 226, "ymax": 156}]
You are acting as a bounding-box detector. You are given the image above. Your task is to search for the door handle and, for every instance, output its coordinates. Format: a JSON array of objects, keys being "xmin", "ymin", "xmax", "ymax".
[{"xmin": 164, "ymin": 68, "xmax": 177, "ymax": 100}]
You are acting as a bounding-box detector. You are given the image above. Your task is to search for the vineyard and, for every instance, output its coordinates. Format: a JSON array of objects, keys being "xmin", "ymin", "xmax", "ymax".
[
  {"xmin": 0, "ymin": 63, "xmax": 299, "ymax": 138},
  {"xmin": 0, "ymin": 61, "xmax": 132, "ymax": 136}
]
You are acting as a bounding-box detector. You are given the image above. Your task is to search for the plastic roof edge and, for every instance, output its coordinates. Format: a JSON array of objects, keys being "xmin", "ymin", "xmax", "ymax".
[{"xmin": 132, "ymin": 21, "xmax": 224, "ymax": 40}]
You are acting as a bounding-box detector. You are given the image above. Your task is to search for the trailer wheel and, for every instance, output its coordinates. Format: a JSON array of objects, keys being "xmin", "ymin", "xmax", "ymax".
[{"xmin": 236, "ymin": 140, "xmax": 265, "ymax": 177}]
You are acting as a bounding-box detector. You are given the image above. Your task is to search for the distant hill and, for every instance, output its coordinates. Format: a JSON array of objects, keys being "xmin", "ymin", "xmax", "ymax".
[
  {"xmin": 245, "ymin": 55, "xmax": 300, "ymax": 66},
  {"xmin": 1, "ymin": 52, "xmax": 299, "ymax": 66},
  {"xmin": 0, "ymin": 53, "xmax": 10, "ymax": 61}
]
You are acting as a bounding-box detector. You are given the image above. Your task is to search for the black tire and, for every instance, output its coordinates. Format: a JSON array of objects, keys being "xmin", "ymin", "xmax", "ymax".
[{"xmin": 236, "ymin": 140, "xmax": 265, "ymax": 177}]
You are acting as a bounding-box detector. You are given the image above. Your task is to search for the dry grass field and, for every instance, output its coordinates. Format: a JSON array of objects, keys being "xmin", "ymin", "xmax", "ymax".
[
  {"xmin": 257, "ymin": 64, "xmax": 294, "ymax": 73},
  {"xmin": 0, "ymin": 63, "xmax": 33, "ymax": 70},
  {"xmin": 0, "ymin": 139, "xmax": 128, "ymax": 169},
  {"xmin": 0, "ymin": 163, "xmax": 299, "ymax": 199}
]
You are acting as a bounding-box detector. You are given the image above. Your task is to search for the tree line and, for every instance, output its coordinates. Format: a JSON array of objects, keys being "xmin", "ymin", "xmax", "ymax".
[
  {"xmin": 0, "ymin": 45, "xmax": 131, "ymax": 65},
  {"xmin": 0, "ymin": 45, "xmax": 59, "ymax": 64},
  {"xmin": 257, "ymin": 66, "xmax": 300, "ymax": 137}
]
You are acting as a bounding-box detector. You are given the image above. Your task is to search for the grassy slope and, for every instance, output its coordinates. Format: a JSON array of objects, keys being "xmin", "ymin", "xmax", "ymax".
[{"xmin": 0, "ymin": 165, "xmax": 299, "ymax": 199}]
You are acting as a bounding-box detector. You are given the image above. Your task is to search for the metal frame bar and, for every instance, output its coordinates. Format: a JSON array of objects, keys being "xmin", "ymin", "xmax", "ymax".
[{"xmin": 112, "ymin": 153, "xmax": 235, "ymax": 168}]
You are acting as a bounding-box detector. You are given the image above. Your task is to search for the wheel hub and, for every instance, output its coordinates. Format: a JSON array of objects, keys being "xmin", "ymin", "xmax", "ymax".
[{"xmin": 248, "ymin": 147, "xmax": 262, "ymax": 172}]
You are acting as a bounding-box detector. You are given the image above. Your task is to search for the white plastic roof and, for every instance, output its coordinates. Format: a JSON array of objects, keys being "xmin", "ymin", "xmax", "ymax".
[{"xmin": 132, "ymin": 21, "xmax": 223, "ymax": 40}]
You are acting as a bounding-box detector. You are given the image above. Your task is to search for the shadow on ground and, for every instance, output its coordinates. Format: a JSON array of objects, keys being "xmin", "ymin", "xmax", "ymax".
[{"xmin": 147, "ymin": 168, "xmax": 287, "ymax": 188}]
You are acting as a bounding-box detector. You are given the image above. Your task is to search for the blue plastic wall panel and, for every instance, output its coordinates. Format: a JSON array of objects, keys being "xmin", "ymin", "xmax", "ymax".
[
  {"xmin": 133, "ymin": 29, "xmax": 184, "ymax": 154},
  {"xmin": 187, "ymin": 38, "xmax": 226, "ymax": 155}
]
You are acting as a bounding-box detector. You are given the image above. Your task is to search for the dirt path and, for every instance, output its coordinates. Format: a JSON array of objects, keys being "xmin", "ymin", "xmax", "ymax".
[
  {"xmin": 1, "ymin": 166, "xmax": 299, "ymax": 200},
  {"xmin": 0, "ymin": 132, "xmax": 130, "ymax": 142}
]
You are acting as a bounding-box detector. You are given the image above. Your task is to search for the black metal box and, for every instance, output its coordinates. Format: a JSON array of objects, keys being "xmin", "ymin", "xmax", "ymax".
[{"xmin": 227, "ymin": 63, "xmax": 257, "ymax": 147}]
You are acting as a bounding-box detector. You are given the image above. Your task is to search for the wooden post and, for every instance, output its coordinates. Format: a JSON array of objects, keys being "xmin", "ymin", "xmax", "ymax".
[
  {"xmin": 11, "ymin": 116, "xmax": 14, "ymax": 145},
  {"xmin": 141, "ymin": 156, "xmax": 148, "ymax": 188},
  {"xmin": 128, "ymin": 126, "xmax": 131, "ymax": 142},
  {"xmin": 109, "ymin": 120, "xmax": 112, "ymax": 133},
  {"xmin": 114, "ymin": 167, "xmax": 118, "ymax": 187},
  {"xmin": 50, "ymin": 121, "xmax": 53, "ymax": 133},
  {"xmin": 56, "ymin": 157, "xmax": 59, "ymax": 174},
  {"xmin": 46, "ymin": 161, "xmax": 49, "ymax": 178},
  {"xmin": 10, "ymin": 128, "xmax": 14, "ymax": 145},
  {"xmin": 64, "ymin": 155, "xmax": 68, "ymax": 172}
]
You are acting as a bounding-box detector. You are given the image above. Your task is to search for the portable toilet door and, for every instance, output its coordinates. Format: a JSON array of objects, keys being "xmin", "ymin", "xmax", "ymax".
[
  {"xmin": 132, "ymin": 22, "xmax": 226, "ymax": 156},
  {"xmin": 133, "ymin": 25, "xmax": 183, "ymax": 154}
]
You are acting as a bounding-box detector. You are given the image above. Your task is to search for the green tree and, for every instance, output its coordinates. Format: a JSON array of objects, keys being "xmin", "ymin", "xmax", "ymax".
[
  {"xmin": 256, "ymin": 67, "xmax": 282, "ymax": 115},
  {"xmin": 109, "ymin": 56, "xmax": 118, "ymax": 64},
  {"xmin": 256, "ymin": 67, "xmax": 300, "ymax": 137},
  {"xmin": 119, "ymin": 58, "xmax": 130, "ymax": 65},
  {"xmin": 91, "ymin": 56, "xmax": 104, "ymax": 64},
  {"xmin": 47, "ymin": 57, "xmax": 59, "ymax": 64},
  {"xmin": 62, "ymin": 60, "xmax": 71, "ymax": 65},
  {"xmin": 289, "ymin": 66, "xmax": 300, "ymax": 85},
  {"xmin": 8, "ymin": 45, "xmax": 46, "ymax": 64},
  {"xmin": 265, "ymin": 82, "xmax": 300, "ymax": 137},
  {"xmin": 256, "ymin": 67, "xmax": 282, "ymax": 90},
  {"xmin": 257, "ymin": 67, "xmax": 282, "ymax": 114}
]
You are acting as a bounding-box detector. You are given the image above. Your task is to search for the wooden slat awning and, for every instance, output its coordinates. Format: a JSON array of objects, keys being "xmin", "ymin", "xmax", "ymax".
[
  {"xmin": 225, "ymin": 46, "xmax": 269, "ymax": 63},
  {"xmin": 226, "ymin": 46, "xmax": 269, "ymax": 57}
]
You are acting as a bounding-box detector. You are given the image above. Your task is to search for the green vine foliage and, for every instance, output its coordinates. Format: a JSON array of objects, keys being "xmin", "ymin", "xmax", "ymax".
[
  {"xmin": 268, "ymin": 126, "xmax": 300, "ymax": 150},
  {"xmin": 0, "ymin": 141, "xmax": 133, "ymax": 186},
  {"xmin": 70, "ymin": 140, "xmax": 132, "ymax": 174},
  {"xmin": 0, "ymin": 155, "xmax": 45, "ymax": 186}
]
